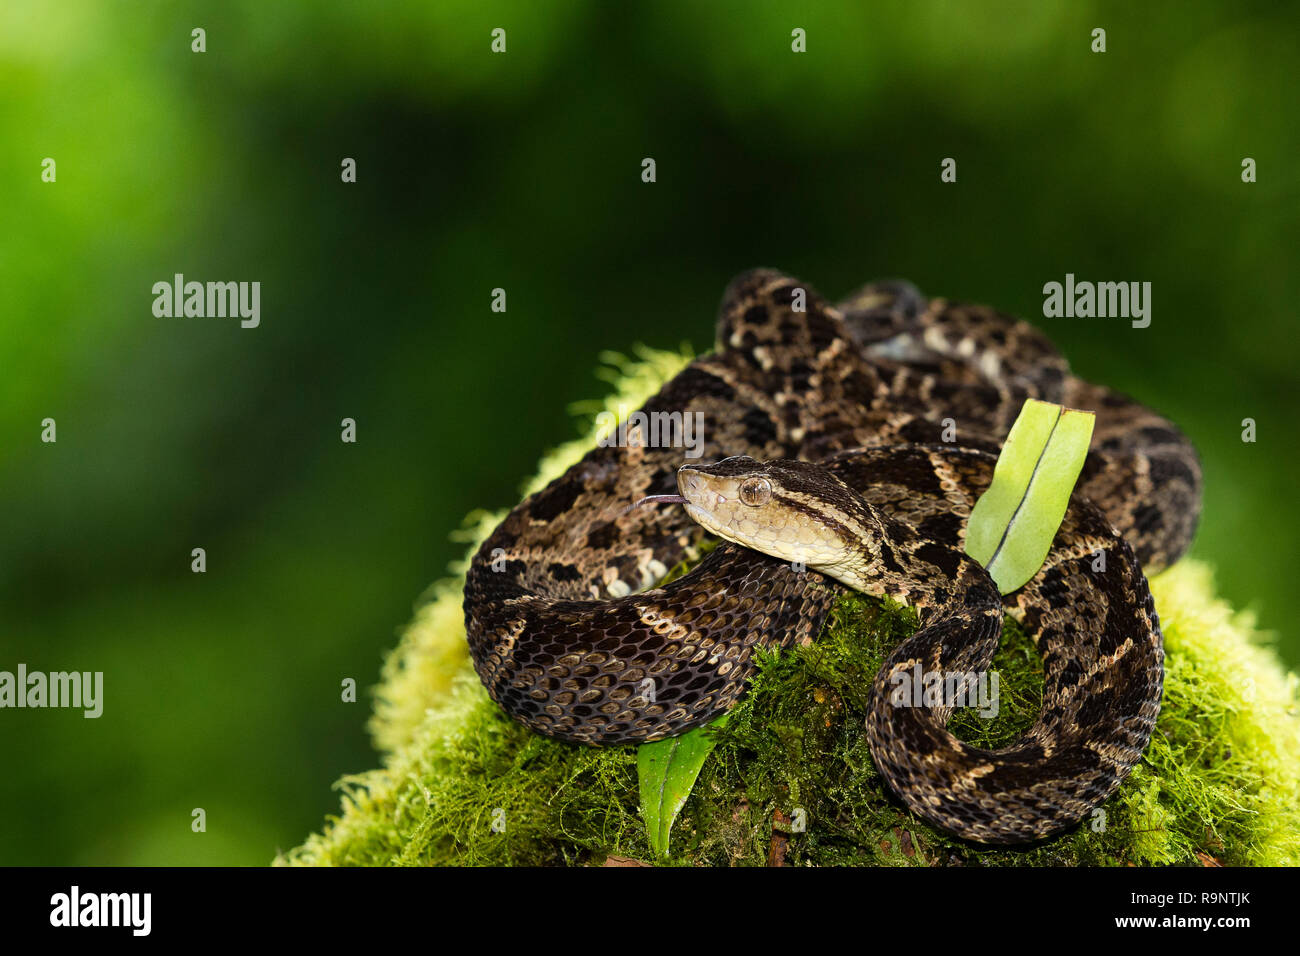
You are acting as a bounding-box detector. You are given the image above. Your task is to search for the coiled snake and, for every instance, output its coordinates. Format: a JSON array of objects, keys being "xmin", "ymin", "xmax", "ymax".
[{"xmin": 463, "ymin": 269, "xmax": 1201, "ymax": 843}]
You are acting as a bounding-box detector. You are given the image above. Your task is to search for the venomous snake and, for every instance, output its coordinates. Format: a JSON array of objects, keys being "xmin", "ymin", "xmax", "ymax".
[{"xmin": 463, "ymin": 269, "xmax": 1201, "ymax": 843}]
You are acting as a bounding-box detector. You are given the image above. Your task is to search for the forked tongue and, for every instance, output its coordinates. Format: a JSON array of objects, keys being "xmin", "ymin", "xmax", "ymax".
[{"xmin": 622, "ymin": 494, "xmax": 688, "ymax": 515}]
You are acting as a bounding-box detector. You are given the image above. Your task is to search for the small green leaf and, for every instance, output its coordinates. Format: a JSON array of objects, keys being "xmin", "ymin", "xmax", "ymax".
[
  {"xmin": 966, "ymin": 399, "xmax": 1095, "ymax": 594},
  {"xmin": 638, "ymin": 715, "xmax": 727, "ymax": 858}
]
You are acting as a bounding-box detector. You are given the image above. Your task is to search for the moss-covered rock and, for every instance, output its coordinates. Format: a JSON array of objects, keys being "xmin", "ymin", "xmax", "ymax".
[{"xmin": 278, "ymin": 349, "xmax": 1300, "ymax": 867}]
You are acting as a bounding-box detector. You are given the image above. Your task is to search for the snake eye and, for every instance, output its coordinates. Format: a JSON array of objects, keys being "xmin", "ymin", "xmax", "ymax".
[{"xmin": 738, "ymin": 477, "xmax": 772, "ymax": 507}]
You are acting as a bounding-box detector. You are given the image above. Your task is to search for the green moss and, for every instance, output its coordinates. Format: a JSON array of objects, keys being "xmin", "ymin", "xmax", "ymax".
[{"xmin": 279, "ymin": 348, "xmax": 1300, "ymax": 867}]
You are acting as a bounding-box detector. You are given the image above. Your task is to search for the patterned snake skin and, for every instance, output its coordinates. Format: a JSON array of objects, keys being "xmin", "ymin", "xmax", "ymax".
[{"xmin": 463, "ymin": 269, "xmax": 1201, "ymax": 843}]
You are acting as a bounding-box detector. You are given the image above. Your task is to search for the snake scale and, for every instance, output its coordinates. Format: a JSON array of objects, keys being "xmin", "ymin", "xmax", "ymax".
[{"xmin": 463, "ymin": 269, "xmax": 1201, "ymax": 843}]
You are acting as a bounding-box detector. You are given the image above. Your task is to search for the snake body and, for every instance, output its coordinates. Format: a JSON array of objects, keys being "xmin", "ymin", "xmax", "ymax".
[{"xmin": 463, "ymin": 269, "xmax": 1201, "ymax": 843}]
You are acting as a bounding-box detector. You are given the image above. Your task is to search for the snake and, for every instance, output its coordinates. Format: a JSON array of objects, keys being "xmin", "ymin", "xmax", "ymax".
[{"xmin": 462, "ymin": 269, "xmax": 1201, "ymax": 844}]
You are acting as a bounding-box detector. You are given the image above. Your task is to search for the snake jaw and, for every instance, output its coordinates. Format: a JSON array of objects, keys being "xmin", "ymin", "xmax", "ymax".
[
  {"xmin": 676, "ymin": 469, "xmax": 734, "ymax": 526},
  {"xmin": 677, "ymin": 458, "xmax": 891, "ymax": 592},
  {"xmin": 677, "ymin": 461, "xmax": 815, "ymax": 567},
  {"xmin": 677, "ymin": 470, "xmax": 728, "ymax": 509}
]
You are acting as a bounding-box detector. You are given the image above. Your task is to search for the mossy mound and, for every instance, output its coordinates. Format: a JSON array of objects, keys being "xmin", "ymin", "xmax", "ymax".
[{"xmin": 279, "ymin": 349, "xmax": 1300, "ymax": 867}]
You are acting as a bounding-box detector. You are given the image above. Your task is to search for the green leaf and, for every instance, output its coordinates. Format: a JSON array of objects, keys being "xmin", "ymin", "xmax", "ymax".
[
  {"xmin": 966, "ymin": 398, "xmax": 1095, "ymax": 594},
  {"xmin": 638, "ymin": 715, "xmax": 727, "ymax": 858}
]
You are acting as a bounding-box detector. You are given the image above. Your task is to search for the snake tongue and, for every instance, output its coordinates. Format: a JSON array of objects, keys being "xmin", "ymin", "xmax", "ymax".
[{"xmin": 625, "ymin": 494, "xmax": 689, "ymax": 514}]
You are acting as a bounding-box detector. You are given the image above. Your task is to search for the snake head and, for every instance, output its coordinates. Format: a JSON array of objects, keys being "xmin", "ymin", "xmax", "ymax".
[{"xmin": 676, "ymin": 456, "xmax": 875, "ymax": 584}]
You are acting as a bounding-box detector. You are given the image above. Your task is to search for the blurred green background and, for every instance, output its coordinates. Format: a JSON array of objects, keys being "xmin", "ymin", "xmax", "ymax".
[{"xmin": 2, "ymin": 1, "xmax": 1296, "ymax": 865}]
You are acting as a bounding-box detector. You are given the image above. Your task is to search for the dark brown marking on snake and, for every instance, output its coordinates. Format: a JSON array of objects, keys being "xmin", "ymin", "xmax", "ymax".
[{"xmin": 528, "ymin": 481, "xmax": 584, "ymax": 523}]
